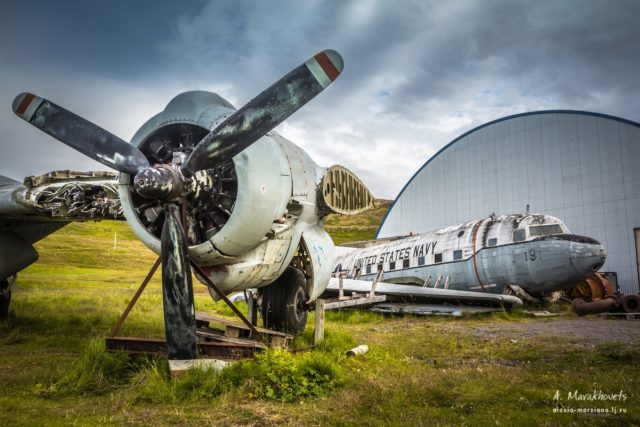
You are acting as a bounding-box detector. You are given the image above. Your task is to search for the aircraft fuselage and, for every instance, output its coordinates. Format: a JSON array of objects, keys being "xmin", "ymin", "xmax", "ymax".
[{"xmin": 334, "ymin": 214, "xmax": 606, "ymax": 296}]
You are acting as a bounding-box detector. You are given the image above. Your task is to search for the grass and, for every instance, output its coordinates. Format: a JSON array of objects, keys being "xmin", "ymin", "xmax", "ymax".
[
  {"xmin": 324, "ymin": 199, "xmax": 392, "ymax": 244},
  {"xmin": 0, "ymin": 219, "xmax": 639, "ymax": 425}
]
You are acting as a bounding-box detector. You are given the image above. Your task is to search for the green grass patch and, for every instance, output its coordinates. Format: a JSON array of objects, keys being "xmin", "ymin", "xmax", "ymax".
[
  {"xmin": 32, "ymin": 339, "xmax": 142, "ymax": 397},
  {"xmin": 1, "ymin": 215, "xmax": 639, "ymax": 426}
]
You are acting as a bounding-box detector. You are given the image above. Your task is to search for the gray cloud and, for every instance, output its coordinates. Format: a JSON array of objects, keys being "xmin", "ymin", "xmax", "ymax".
[{"xmin": 1, "ymin": 0, "xmax": 638, "ymax": 199}]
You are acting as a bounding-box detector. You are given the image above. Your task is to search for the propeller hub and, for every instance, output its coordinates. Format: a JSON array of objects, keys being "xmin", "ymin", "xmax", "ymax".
[{"xmin": 133, "ymin": 166, "xmax": 183, "ymax": 200}]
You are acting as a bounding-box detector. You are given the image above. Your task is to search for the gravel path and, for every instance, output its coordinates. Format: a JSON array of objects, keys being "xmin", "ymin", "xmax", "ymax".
[{"xmin": 470, "ymin": 318, "xmax": 640, "ymax": 343}]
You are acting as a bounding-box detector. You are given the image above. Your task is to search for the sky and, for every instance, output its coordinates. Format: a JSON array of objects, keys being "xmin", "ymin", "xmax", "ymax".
[{"xmin": 1, "ymin": 0, "xmax": 639, "ymax": 199}]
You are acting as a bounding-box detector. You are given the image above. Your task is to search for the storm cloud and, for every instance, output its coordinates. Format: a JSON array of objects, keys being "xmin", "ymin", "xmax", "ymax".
[{"xmin": 1, "ymin": 0, "xmax": 638, "ymax": 198}]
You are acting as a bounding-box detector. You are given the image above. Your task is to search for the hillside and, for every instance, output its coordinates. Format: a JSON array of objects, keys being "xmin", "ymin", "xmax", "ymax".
[
  {"xmin": 30, "ymin": 200, "xmax": 393, "ymax": 271},
  {"xmin": 324, "ymin": 199, "xmax": 392, "ymax": 244}
]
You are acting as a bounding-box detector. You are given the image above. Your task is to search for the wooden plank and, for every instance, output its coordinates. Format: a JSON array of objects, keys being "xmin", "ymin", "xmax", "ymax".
[
  {"xmin": 196, "ymin": 313, "xmax": 291, "ymax": 338},
  {"xmin": 314, "ymin": 299, "xmax": 325, "ymax": 345},
  {"xmin": 105, "ymin": 336, "xmax": 260, "ymax": 359},
  {"xmin": 197, "ymin": 329, "xmax": 268, "ymax": 348},
  {"xmin": 324, "ymin": 295, "xmax": 387, "ymax": 310},
  {"xmin": 225, "ymin": 326, "xmax": 241, "ymax": 338}
]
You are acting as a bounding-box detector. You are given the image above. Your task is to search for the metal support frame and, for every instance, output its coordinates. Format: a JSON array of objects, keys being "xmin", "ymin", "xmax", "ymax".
[
  {"xmin": 434, "ymin": 275, "xmax": 443, "ymax": 289},
  {"xmin": 369, "ymin": 269, "xmax": 383, "ymax": 298},
  {"xmin": 190, "ymin": 261, "xmax": 264, "ymax": 341},
  {"xmin": 422, "ymin": 275, "xmax": 432, "ymax": 287},
  {"xmin": 107, "ymin": 256, "xmax": 269, "ymax": 359},
  {"xmin": 108, "ymin": 257, "xmax": 161, "ymax": 337}
]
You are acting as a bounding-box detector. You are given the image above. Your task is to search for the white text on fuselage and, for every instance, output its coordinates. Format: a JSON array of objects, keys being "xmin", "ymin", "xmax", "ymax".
[{"xmin": 352, "ymin": 241, "xmax": 438, "ymax": 269}]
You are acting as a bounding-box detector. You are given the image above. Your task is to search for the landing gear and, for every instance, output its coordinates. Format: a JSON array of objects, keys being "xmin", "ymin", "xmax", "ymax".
[
  {"xmin": 0, "ymin": 279, "xmax": 11, "ymax": 320},
  {"xmin": 261, "ymin": 267, "xmax": 308, "ymax": 334}
]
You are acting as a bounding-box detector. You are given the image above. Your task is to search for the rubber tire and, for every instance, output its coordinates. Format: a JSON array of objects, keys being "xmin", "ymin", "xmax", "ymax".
[
  {"xmin": 0, "ymin": 280, "xmax": 10, "ymax": 320},
  {"xmin": 261, "ymin": 267, "xmax": 308, "ymax": 334}
]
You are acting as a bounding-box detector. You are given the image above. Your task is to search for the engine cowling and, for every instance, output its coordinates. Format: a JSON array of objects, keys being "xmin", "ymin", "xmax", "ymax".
[
  {"xmin": 119, "ymin": 91, "xmax": 292, "ymax": 265},
  {"xmin": 118, "ymin": 90, "xmax": 374, "ymax": 300}
]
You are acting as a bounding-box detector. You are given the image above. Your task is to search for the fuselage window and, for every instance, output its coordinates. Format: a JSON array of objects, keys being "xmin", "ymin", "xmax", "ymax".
[
  {"xmin": 418, "ymin": 256, "xmax": 425, "ymax": 266},
  {"xmin": 402, "ymin": 259, "xmax": 410, "ymax": 269},
  {"xmin": 529, "ymin": 224, "xmax": 563, "ymax": 236},
  {"xmin": 366, "ymin": 265, "xmax": 371, "ymax": 275},
  {"xmin": 453, "ymin": 249, "xmax": 463, "ymax": 260},
  {"xmin": 434, "ymin": 253, "xmax": 442, "ymax": 263},
  {"xmin": 513, "ymin": 229, "xmax": 526, "ymax": 242},
  {"xmin": 488, "ymin": 238, "xmax": 497, "ymax": 247},
  {"xmin": 390, "ymin": 261, "xmax": 396, "ymax": 270}
]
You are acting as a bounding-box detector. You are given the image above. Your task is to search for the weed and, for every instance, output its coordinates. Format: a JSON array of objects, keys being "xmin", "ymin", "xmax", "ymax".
[
  {"xmin": 245, "ymin": 348, "xmax": 341, "ymax": 401},
  {"xmin": 33, "ymin": 339, "xmax": 141, "ymax": 397},
  {"xmin": 326, "ymin": 308, "xmax": 384, "ymax": 324}
]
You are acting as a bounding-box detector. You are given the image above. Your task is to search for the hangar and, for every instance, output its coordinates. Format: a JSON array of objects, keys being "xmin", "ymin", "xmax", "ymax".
[{"xmin": 376, "ymin": 111, "xmax": 640, "ymax": 294}]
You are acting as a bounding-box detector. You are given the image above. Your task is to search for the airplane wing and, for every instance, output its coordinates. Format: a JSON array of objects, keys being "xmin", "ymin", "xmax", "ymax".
[
  {"xmin": 0, "ymin": 170, "xmax": 122, "ymax": 244},
  {"xmin": 370, "ymin": 303, "xmax": 503, "ymax": 316},
  {"xmin": 325, "ymin": 277, "xmax": 523, "ymax": 307}
]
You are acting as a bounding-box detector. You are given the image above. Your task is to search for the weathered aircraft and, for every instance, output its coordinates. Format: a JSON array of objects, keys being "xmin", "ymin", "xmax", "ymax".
[
  {"xmin": 1, "ymin": 49, "xmax": 374, "ymax": 364},
  {"xmin": 331, "ymin": 213, "xmax": 607, "ymax": 303}
]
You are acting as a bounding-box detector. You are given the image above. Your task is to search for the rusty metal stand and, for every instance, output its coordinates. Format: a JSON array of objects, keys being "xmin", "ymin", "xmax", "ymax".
[
  {"xmin": 108, "ymin": 257, "xmax": 161, "ymax": 338},
  {"xmin": 105, "ymin": 258, "xmax": 271, "ymax": 358},
  {"xmin": 190, "ymin": 262, "xmax": 264, "ymax": 341}
]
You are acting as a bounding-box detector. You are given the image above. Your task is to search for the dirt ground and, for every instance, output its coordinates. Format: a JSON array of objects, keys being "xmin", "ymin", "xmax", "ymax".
[{"xmin": 461, "ymin": 317, "xmax": 640, "ymax": 343}]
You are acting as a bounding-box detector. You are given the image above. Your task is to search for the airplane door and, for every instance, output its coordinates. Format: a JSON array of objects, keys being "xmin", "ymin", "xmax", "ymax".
[{"xmin": 635, "ymin": 229, "xmax": 640, "ymax": 288}]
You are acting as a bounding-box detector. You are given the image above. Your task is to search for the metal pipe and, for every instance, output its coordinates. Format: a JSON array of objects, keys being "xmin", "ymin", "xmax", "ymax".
[
  {"xmin": 571, "ymin": 297, "xmax": 618, "ymax": 316},
  {"xmin": 621, "ymin": 294, "xmax": 640, "ymax": 313},
  {"xmin": 346, "ymin": 344, "xmax": 369, "ymax": 357}
]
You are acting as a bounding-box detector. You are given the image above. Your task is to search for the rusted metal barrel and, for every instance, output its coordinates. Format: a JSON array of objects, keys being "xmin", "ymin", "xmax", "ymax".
[
  {"xmin": 621, "ymin": 295, "xmax": 640, "ymax": 313},
  {"xmin": 571, "ymin": 297, "xmax": 618, "ymax": 316},
  {"xmin": 567, "ymin": 273, "xmax": 615, "ymax": 302}
]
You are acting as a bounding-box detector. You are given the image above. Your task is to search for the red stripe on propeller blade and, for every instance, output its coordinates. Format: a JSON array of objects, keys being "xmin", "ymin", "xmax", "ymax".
[
  {"xmin": 314, "ymin": 51, "xmax": 340, "ymax": 81},
  {"xmin": 16, "ymin": 93, "xmax": 35, "ymax": 116}
]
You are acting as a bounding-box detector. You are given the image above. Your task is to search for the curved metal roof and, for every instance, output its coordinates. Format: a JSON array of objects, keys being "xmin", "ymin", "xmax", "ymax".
[{"xmin": 375, "ymin": 110, "xmax": 640, "ymax": 238}]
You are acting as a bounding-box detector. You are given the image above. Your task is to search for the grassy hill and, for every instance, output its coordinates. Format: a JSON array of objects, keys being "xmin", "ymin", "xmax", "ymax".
[
  {"xmin": 324, "ymin": 199, "xmax": 392, "ymax": 244},
  {"xmin": 1, "ymin": 212, "xmax": 639, "ymax": 426}
]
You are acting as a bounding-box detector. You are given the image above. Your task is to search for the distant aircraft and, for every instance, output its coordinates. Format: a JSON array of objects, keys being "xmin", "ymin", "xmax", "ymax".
[
  {"xmin": 332, "ymin": 213, "xmax": 607, "ymax": 302},
  {"xmin": 1, "ymin": 49, "xmax": 375, "ymax": 368}
]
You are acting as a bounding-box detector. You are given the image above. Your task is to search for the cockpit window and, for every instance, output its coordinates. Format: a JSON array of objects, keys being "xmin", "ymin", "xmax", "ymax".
[
  {"xmin": 529, "ymin": 224, "xmax": 563, "ymax": 236},
  {"xmin": 513, "ymin": 229, "xmax": 526, "ymax": 242}
]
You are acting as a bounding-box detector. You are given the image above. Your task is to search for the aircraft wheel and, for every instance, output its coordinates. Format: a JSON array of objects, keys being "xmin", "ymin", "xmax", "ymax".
[
  {"xmin": 0, "ymin": 280, "xmax": 11, "ymax": 320},
  {"xmin": 261, "ymin": 267, "xmax": 308, "ymax": 334}
]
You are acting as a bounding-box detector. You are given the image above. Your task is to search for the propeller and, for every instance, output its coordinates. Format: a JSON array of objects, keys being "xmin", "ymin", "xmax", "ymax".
[
  {"xmin": 161, "ymin": 204, "xmax": 197, "ymax": 360},
  {"xmin": 12, "ymin": 93, "xmax": 150, "ymax": 174},
  {"xmin": 181, "ymin": 49, "xmax": 344, "ymax": 175},
  {"xmin": 12, "ymin": 49, "xmax": 344, "ymax": 361}
]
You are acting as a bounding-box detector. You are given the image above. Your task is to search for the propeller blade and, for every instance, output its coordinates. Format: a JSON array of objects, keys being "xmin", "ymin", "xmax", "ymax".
[
  {"xmin": 12, "ymin": 92, "xmax": 149, "ymax": 174},
  {"xmin": 161, "ymin": 204, "xmax": 197, "ymax": 360},
  {"xmin": 182, "ymin": 49, "xmax": 344, "ymax": 175}
]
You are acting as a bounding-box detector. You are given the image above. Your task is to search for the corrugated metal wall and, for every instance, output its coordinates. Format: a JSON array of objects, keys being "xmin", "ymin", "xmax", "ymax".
[{"xmin": 378, "ymin": 112, "xmax": 640, "ymax": 294}]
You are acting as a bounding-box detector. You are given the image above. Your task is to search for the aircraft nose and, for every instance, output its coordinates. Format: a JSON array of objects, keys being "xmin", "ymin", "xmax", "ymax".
[{"xmin": 570, "ymin": 241, "xmax": 607, "ymax": 278}]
